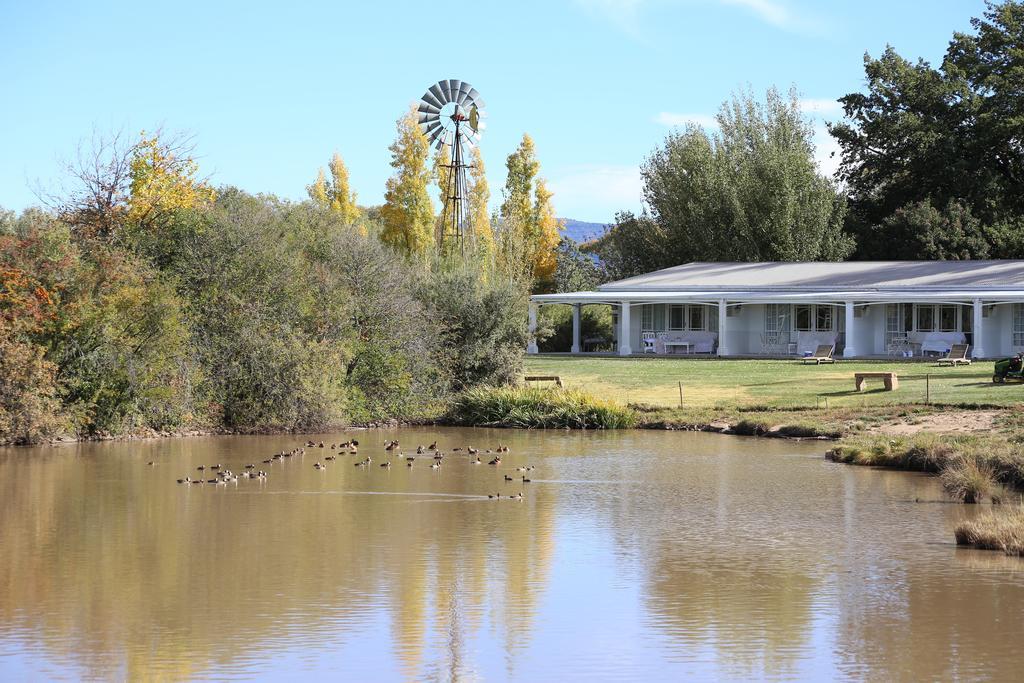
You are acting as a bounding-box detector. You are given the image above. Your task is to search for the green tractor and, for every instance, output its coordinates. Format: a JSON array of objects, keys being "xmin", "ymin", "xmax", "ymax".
[{"xmin": 993, "ymin": 354, "xmax": 1024, "ymax": 383}]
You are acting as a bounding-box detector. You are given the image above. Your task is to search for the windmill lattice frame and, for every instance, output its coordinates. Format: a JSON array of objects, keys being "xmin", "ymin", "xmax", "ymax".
[{"xmin": 416, "ymin": 79, "xmax": 485, "ymax": 254}]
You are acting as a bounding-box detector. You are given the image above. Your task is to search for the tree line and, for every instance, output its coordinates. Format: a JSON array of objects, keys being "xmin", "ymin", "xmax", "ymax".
[{"xmin": 0, "ymin": 110, "xmax": 565, "ymax": 443}]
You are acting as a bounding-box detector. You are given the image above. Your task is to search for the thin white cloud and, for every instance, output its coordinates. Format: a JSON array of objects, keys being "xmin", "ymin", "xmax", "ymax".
[
  {"xmin": 718, "ymin": 0, "xmax": 791, "ymax": 28},
  {"xmin": 572, "ymin": 0, "xmax": 646, "ymax": 37},
  {"xmin": 572, "ymin": 0, "xmax": 819, "ymax": 35},
  {"xmin": 799, "ymin": 97, "xmax": 842, "ymax": 115},
  {"xmin": 548, "ymin": 164, "xmax": 643, "ymax": 221},
  {"xmin": 654, "ymin": 112, "xmax": 719, "ymax": 128}
]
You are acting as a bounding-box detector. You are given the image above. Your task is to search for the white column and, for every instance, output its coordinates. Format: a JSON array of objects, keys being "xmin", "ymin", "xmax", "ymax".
[
  {"xmin": 717, "ymin": 300, "xmax": 730, "ymax": 356},
  {"xmin": 571, "ymin": 303, "xmax": 581, "ymax": 354},
  {"xmin": 527, "ymin": 302, "xmax": 538, "ymax": 354},
  {"xmin": 973, "ymin": 299, "xmax": 985, "ymax": 358},
  {"xmin": 843, "ymin": 301, "xmax": 857, "ymax": 357},
  {"xmin": 618, "ymin": 302, "xmax": 632, "ymax": 356}
]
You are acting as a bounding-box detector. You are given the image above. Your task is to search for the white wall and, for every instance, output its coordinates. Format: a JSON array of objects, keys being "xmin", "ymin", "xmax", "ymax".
[
  {"xmin": 983, "ymin": 304, "xmax": 1014, "ymax": 358},
  {"xmin": 854, "ymin": 304, "xmax": 884, "ymax": 356}
]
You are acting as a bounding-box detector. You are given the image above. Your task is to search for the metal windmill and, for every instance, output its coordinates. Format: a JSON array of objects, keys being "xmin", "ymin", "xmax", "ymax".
[{"xmin": 416, "ymin": 79, "xmax": 486, "ymax": 254}]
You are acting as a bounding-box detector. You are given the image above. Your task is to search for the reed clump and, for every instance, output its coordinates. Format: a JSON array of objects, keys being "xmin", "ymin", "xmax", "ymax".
[
  {"xmin": 940, "ymin": 454, "xmax": 999, "ymax": 504},
  {"xmin": 449, "ymin": 386, "xmax": 637, "ymax": 429},
  {"xmin": 954, "ymin": 508, "xmax": 1024, "ymax": 556},
  {"xmin": 828, "ymin": 433, "xmax": 1024, "ymax": 502}
]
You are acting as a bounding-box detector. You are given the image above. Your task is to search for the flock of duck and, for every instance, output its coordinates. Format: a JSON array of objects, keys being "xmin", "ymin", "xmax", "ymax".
[{"xmin": 174, "ymin": 438, "xmax": 534, "ymax": 499}]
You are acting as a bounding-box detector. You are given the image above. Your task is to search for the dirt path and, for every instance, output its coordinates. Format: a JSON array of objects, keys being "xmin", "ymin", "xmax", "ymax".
[{"xmin": 870, "ymin": 410, "xmax": 1002, "ymax": 435}]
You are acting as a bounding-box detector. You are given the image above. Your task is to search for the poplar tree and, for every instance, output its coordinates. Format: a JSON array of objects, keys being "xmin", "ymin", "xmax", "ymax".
[
  {"xmin": 307, "ymin": 152, "xmax": 359, "ymax": 226},
  {"xmin": 380, "ymin": 108, "xmax": 435, "ymax": 256},
  {"xmin": 467, "ymin": 146, "xmax": 494, "ymax": 257},
  {"xmin": 499, "ymin": 134, "xmax": 561, "ymax": 285}
]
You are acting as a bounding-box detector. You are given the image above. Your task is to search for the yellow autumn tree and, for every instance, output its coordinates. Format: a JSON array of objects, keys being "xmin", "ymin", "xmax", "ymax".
[
  {"xmin": 499, "ymin": 134, "xmax": 561, "ymax": 285},
  {"xmin": 433, "ymin": 143, "xmax": 452, "ymax": 247},
  {"xmin": 308, "ymin": 168, "xmax": 330, "ymax": 206},
  {"xmin": 532, "ymin": 177, "xmax": 560, "ymax": 281},
  {"xmin": 467, "ymin": 146, "xmax": 493, "ymax": 257},
  {"xmin": 127, "ymin": 131, "xmax": 215, "ymax": 230},
  {"xmin": 380, "ymin": 107, "xmax": 434, "ymax": 256},
  {"xmin": 307, "ymin": 152, "xmax": 361, "ymax": 232}
]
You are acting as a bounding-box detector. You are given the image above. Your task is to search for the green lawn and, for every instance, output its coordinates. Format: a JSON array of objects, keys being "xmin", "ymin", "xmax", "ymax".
[{"xmin": 523, "ymin": 356, "xmax": 1020, "ymax": 409}]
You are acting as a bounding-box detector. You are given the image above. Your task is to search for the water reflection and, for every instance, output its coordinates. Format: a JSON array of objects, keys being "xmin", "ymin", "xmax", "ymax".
[{"xmin": 1, "ymin": 429, "xmax": 1023, "ymax": 680}]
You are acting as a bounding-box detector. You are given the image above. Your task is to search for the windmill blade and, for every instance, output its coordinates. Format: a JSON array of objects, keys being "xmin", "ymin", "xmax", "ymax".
[
  {"xmin": 420, "ymin": 90, "xmax": 443, "ymax": 109},
  {"xmin": 417, "ymin": 112, "xmax": 439, "ymax": 127},
  {"xmin": 456, "ymin": 81, "xmax": 471, "ymax": 105},
  {"xmin": 429, "ymin": 83, "xmax": 445, "ymax": 105},
  {"xmin": 417, "ymin": 101, "xmax": 440, "ymax": 116},
  {"xmin": 439, "ymin": 80, "xmax": 452, "ymax": 103},
  {"xmin": 424, "ymin": 121, "xmax": 442, "ymax": 141},
  {"xmin": 465, "ymin": 87, "xmax": 480, "ymax": 104},
  {"xmin": 448, "ymin": 79, "xmax": 464, "ymax": 102}
]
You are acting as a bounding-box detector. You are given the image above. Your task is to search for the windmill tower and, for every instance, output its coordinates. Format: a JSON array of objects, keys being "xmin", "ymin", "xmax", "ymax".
[{"xmin": 416, "ymin": 79, "xmax": 486, "ymax": 254}]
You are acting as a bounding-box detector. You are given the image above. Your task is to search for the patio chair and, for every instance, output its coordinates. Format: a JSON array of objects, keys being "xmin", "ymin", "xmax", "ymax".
[
  {"xmin": 801, "ymin": 344, "xmax": 836, "ymax": 365},
  {"xmin": 642, "ymin": 332, "xmax": 657, "ymax": 354},
  {"xmin": 936, "ymin": 343, "xmax": 971, "ymax": 366},
  {"xmin": 887, "ymin": 336, "xmax": 912, "ymax": 358}
]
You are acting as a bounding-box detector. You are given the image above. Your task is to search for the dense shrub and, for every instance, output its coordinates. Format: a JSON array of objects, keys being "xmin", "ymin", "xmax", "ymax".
[
  {"xmin": 0, "ymin": 186, "xmax": 533, "ymax": 440},
  {"xmin": 419, "ymin": 258, "xmax": 529, "ymax": 391}
]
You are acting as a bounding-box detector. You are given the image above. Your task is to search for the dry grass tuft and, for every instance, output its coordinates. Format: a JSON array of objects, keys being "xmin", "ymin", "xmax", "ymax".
[
  {"xmin": 940, "ymin": 455, "xmax": 999, "ymax": 504},
  {"xmin": 954, "ymin": 507, "xmax": 1024, "ymax": 555}
]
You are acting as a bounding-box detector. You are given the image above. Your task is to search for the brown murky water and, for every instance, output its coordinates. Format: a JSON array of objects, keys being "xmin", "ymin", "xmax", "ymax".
[{"xmin": 0, "ymin": 428, "xmax": 1022, "ymax": 681}]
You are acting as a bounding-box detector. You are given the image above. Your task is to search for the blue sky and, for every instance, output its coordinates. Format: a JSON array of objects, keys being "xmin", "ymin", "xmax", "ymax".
[{"xmin": 0, "ymin": 0, "xmax": 989, "ymax": 223}]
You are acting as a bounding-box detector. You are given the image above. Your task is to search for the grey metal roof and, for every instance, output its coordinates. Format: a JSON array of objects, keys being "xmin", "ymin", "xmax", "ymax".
[
  {"xmin": 598, "ymin": 261, "xmax": 1024, "ymax": 292},
  {"xmin": 531, "ymin": 289, "xmax": 1024, "ymax": 304}
]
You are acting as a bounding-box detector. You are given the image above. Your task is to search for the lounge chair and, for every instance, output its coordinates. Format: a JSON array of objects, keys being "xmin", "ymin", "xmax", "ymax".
[
  {"xmin": 801, "ymin": 344, "xmax": 835, "ymax": 365},
  {"xmin": 937, "ymin": 343, "xmax": 971, "ymax": 366}
]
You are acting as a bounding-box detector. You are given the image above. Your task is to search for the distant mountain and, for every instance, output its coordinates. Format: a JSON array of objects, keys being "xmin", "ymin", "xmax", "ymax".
[{"xmin": 559, "ymin": 218, "xmax": 609, "ymax": 244}]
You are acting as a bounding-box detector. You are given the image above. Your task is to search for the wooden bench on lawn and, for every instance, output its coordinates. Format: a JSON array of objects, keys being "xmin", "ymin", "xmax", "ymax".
[
  {"xmin": 524, "ymin": 375, "xmax": 563, "ymax": 388},
  {"xmin": 854, "ymin": 371, "xmax": 898, "ymax": 392}
]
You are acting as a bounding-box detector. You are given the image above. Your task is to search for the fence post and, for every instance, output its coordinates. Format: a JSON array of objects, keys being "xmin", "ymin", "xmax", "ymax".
[
  {"xmin": 926, "ymin": 374, "xmax": 930, "ymax": 405},
  {"xmin": 678, "ymin": 381, "xmax": 683, "ymax": 408}
]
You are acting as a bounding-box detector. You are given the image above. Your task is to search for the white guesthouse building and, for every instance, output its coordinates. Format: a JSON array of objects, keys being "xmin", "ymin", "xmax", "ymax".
[{"xmin": 528, "ymin": 261, "xmax": 1024, "ymax": 359}]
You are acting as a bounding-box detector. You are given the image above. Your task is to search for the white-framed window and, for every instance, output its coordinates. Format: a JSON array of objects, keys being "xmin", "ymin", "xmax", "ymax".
[
  {"xmin": 765, "ymin": 304, "xmax": 784, "ymax": 334},
  {"xmin": 916, "ymin": 305, "xmax": 935, "ymax": 332},
  {"xmin": 669, "ymin": 305, "xmax": 684, "ymax": 330},
  {"xmin": 1014, "ymin": 304, "xmax": 1024, "ymax": 347},
  {"xmin": 688, "ymin": 306, "xmax": 705, "ymax": 331},
  {"xmin": 795, "ymin": 304, "xmax": 833, "ymax": 332},
  {"xmin": 939, "ymin": 305, "xmax": 958, "ymax": 332},
  {"xmin": 641, "ymin": 304, "xmax": 654, "ymax": 331},
  {"xmin": 666, "ymin": 304, "xmax": 707, "ymax": 331},
  {"xmin": 795, "ymin": 305, "xmax": 812, "ymax": 331},
  {"xmin": 816, "ymin": 306, "xmax": 833, "ymax": 332}
]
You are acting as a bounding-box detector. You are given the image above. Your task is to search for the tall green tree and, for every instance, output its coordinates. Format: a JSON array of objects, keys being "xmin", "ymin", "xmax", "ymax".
[
  {"xmin": 584, "ymin": 211, "xmax": 668, "ymax": 280},
  {"xmin": 831, "ymin": 0, "xmax": 1024, "ymax": 258},
  {"xmin": 639, "ymin": 87, "xmax": 852, "ymax": 266},
  {"xmin": 380, "ymin": 108, "xmax": 435, "ymax": 256}
]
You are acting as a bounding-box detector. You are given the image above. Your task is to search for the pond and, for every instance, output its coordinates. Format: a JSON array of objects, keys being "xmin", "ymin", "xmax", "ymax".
[{"xmin": 1, "ymin": 428, "xmax": 1022, "ymax": 681}]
